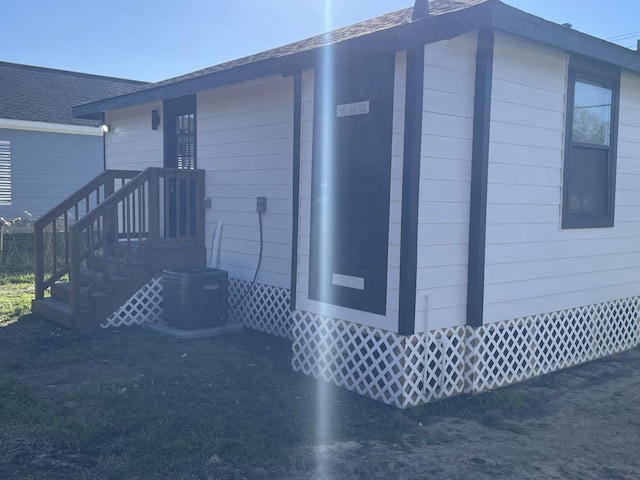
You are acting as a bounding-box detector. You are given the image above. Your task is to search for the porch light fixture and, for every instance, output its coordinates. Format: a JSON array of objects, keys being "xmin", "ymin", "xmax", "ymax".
[
  {"xmin": 99, "ymin": 123, "xmax": 110, "ymax": 133},
  {"xmin": 151, "ymin": 109, "xmax": 161, "ymax": 130}
]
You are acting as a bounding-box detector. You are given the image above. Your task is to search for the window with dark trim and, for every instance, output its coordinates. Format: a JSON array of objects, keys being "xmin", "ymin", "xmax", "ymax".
[{"xmin": 562, "ymin": 57, "xmax": 620, "ymax": 229}]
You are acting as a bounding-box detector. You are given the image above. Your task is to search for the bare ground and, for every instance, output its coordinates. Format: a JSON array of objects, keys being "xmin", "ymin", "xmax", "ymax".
[
  {"xmin": 1, "ymin": 311, "xmax": 639, "ymax": 479},
  {"xmin": 284, "ymin": 349, "xmax": 640, "ymax": 480}
]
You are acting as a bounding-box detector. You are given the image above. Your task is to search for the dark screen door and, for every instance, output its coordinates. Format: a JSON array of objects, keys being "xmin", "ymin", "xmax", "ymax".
[
  {"xmin": 309, "ymin": 52, "xmax": 395, "ymax": 315},
  {"xmin": 163, "ymin": 95, "xmax": 197, "ymax": 238}
]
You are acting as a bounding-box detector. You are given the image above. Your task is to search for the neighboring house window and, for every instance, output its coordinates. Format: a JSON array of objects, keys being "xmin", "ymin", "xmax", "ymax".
[
  {"xmin": 0, "ymin": 141, "xmax": 10, "ymax": 205},
  {"xmin": 562, "ymin": 58, "xmax": 620, "ymax": 229}
]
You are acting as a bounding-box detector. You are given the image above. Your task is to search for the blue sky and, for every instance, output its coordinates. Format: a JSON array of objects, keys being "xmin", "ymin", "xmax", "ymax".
[{"xmin": 1, "ymin": 0, "xmax": 639, "ymax": 82}]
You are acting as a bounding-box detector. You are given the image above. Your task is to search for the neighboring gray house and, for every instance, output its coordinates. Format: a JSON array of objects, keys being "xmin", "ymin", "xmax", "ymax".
[{"xmin": 0, "ymin": 62, "xmax": 144, "ymax": 220}]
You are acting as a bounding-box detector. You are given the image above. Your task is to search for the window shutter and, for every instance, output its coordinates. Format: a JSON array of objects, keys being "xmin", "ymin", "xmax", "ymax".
[{"xmin": 0, "ymin": 140, "xmax": 10, "ymax": 205}]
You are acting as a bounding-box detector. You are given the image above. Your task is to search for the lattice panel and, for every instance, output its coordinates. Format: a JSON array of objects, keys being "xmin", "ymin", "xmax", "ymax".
[
  {"xmin": 292, "ymin": 311, "xmax": 409, "ymax": 407},
  {"xmin": 291, "ymin": 312, "xmax": 469, "ymax": 408},
  {"xmin": 292, "ymin": 296, "xmax": 640, "ymax": 408},
  {"xmin": 103, "ymin": 278, "xmax": 639, "ymax": 407},
  {"xmin": 471, "ymin": 297, "xmax": 640, "ymax": 392},
  {"xmin": 101, "ymin": 278, "xmax": 163, "ymax": 328},
  {"xmin": 423, "ymin": 326, "xmax": 470, "ymax": 401},
  {"xmin": 227, "ymin": 279, "xmax": 292, "ymax": 339},
  {"xmin": 403, "ymin": 327, "xmax": 470, "ymax": 405}
]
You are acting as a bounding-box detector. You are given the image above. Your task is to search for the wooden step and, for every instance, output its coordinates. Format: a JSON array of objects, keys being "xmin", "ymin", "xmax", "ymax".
[
  {"xmin": 51, "ymin": 282, "xmax": 111, "ymax": 309},
  {"xmin": 54, "ymin": 270, "xmax": 154, "ymax": 329},
  {"xmin": 78, "ymin": 268, "xmax": 129, "ymax": 292},
  {"xmin": 146, "ymin": 245, "xmax": 206, "ymax": 277},
  {"xmin": 90, "ymin": 254, "xmax": 150, "ymax": 276},
  {"xmin": 35, "ymin": 245, "xmax": 205, "ymax": 330},
  {"xmin": 31, "ymin": 298, "xmax": 90, "ymax": 329}
]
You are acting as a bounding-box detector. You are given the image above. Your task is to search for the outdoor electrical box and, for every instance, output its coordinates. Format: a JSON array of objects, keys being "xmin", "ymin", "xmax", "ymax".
[
  {"xmin": 162, "ymin": 267, "xmax": 228, "ymax": 329},
  {"xmin": 256, "ymin": 196, "xmax": 267, "ymax": 213}
]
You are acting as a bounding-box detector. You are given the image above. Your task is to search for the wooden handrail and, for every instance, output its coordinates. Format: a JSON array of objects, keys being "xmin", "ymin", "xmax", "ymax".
[
  {"xmin": 73, "ymin": 172, "xmax": 150, "ymax": 231},
  {"xmin": 35, "ymin": 166, "xmax": 205, "ymax": 315},
  {"xmin": 67, "ymin": 168, "xmax": 205, "ymax": 316},
  {"xmin": 34, "ymin": 170, "xmax": 141, "ymax": 300},
  {"xmin": 34, "ymin": 170, "xmax": 140, "ymax": 229}
]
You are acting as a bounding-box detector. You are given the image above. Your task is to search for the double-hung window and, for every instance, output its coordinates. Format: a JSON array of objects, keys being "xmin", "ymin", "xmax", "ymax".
[{"xmin": 562, "ymin": 57, "xmax": 620, "ymax": 229}]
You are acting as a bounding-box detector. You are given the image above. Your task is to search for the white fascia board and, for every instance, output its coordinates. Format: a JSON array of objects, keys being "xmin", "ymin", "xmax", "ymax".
[{"xmin": 0, "ymin": 118, "xmax": 103, "ymax": 136}]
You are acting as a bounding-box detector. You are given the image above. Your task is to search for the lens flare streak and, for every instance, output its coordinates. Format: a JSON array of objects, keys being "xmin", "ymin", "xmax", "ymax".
[{"xmin": 315, "ymin": 1, "xmax": 337, "ymax": 478}]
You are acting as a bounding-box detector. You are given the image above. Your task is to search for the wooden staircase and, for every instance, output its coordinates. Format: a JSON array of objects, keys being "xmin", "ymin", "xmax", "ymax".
[{"xmin": 32, "ymin": 168, "xmax": 206, "ymax": 329}]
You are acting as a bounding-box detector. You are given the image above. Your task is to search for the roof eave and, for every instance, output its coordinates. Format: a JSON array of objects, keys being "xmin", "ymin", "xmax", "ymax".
[
  {"xmin": 72, "ymin": 2, "xmax": 495, "ymax": 119},
  {"xmin": 490, "ymin": 2, "xmax": 640, "ymax": 72},
  {"xmin": 72, "ymin": 56, "xmax": 288, "ymax": 119},
  {"xmin": 73, "ymin": 1, "xmax": 640, "ymax": 120}
]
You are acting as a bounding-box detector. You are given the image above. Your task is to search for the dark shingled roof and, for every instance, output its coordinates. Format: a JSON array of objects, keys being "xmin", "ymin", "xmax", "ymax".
[
  {"xmin": 79, "ymin": 0, "xmax": 487, "ymax": 105},
  {"xmin": 74, "ymin": 0, "xmax": 640, "ymax": 119},
  {"xmin": 0, "ymin": 62, "xmax": 146, "ymax": 126}
]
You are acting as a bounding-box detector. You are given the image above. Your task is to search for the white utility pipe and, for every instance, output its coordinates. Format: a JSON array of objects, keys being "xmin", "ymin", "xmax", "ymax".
[{"xmin": 210, "ymin": 217, "xmax": 223, "ymax": 269}]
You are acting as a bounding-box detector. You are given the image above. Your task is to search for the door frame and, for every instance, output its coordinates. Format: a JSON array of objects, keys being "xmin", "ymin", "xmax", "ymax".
[
  {"xmin": 163, "ymin": 95, "xmax": 197, "ymax": 238},
  {"xmin": 308, "ymin": 51, "xmax": 395, "ymax": 315},
  {"xmin": 163, "ymin": 94, "xmax": 197, "ymax": 169}
]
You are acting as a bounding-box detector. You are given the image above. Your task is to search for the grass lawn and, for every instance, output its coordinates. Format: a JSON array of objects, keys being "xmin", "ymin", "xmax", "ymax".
[
  {"xmin": 0, "ymin": 276, "xmax": 413, "ymax": 479},
  {"xmin": 2, "ymin": 274, "xmax": 639, "ymax": 479},
  {"xmin": 0, "ymin": 273, "xmax": 34, "ymax": 325}
]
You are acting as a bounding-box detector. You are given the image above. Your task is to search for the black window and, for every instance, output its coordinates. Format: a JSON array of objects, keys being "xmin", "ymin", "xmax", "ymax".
[
  {"xmin": 164, "ymin": 95, "xmax": 197, "ymax": 170},
  {"xmin": 562, "ymin": 58, "xmax": 620, "ymax": 229}
]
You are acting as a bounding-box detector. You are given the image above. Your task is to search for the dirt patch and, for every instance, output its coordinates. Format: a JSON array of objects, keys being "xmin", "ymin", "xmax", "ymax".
[
  {"xmin": 17, "ymin": 362, "xmax": 141, "ymax": 396},
  {"xmin": 0, "ymin": 423, "xmax": 100, "ymax": 480},
  {"xmin": 279, "ymin": 347, "xmax": 640, "ymax": 480},
  {"xmin": 2, "ymin": 312, "xmax": 640, "ymax": 479}
]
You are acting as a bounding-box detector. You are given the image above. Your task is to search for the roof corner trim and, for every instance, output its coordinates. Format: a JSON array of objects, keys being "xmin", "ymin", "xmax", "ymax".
[
  {"xmin": 490, "ymin": 2, "xmax": 640, "ymax": 74},
  {"xmin": 72, "ymin": 4, "xmax": 499, "ymax": 119}
]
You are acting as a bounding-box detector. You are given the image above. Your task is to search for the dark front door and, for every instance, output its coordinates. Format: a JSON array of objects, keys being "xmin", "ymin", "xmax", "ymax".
[
  {"xmin": 163, "ymin": 95, "xmax": 197, "ymax": 238},
  {"xmin": 309, "ymin": 52, "xmax": 395, "ymax": 315}
]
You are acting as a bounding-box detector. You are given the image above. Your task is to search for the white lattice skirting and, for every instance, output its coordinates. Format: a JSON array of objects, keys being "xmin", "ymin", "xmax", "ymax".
[
  {"xmin": 292, "ymin": 296, "xmax": 640, "ymax": 408},
  {"xmin": 227, "ymin": 279, "xmax": 292, "ymax": 339},
  {"xmin": 101, "ymin": 277, "xmax": 292, "ymax": 339},
  {"xmin": 101, "ymin": 278, "xmax": 164, "ymax": 328},
  {"xmin": 468, "ymin": 297, "xmax": 640, "ymax": 393},
  {"xmin": 101, "ymin": 280, "xmax": 639, "ymax": 408},
  {"xmin": 291, "ymin": 311, "xmax": 469, "ymax": 408}
]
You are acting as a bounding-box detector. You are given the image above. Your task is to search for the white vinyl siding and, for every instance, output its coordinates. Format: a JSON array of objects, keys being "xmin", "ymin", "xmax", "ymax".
[
  {"xmin": 105, "ymin": 102, "xmax": 163, "ymax": 170},
  {"xmin": 0, "ymin": 140, "xmax": 10, "ymax": 205},
  {"xmin": 484, "ymin": 32, "xmax": 640, "ymax": 323},
  {"xmin": 198, "ymin": 76, "xmax": 294, "ymax": 289},
  {"xmin": 295, "ymin": 51, "xmax": 406, "ymax": 331},
  {"xmin": 415, "ymin": 32, "xmax": 477, "ymax": 332}
]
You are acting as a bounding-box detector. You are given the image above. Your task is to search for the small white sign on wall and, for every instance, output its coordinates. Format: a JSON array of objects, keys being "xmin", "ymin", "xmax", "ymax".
[
  {"xmin": 332, "ymin": 273, "xmax": 365, "ymax": 290},
  {"xmin": 336, "ymin": 101, "xmax": 370, "ymax": 118}
]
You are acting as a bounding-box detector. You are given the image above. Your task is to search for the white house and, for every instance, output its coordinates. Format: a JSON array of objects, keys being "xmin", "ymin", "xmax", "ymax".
[{"xmin": 33, "ymin": 0, "xmax": 640, "ymax": 408}]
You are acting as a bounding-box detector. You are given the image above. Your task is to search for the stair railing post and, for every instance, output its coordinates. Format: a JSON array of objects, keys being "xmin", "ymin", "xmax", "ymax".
[
  {"xmin": 104, "ymin": 172, "xmax": 116, "ymax": 245},
  {"xmin": 148, "ymin": 169, "xmax": 160, "ymax": 248},
  {"xmin": 34, "ymin": 220, "xmax": 45, "ymax": 299},
  {"xmin": 69, "ymin": 226, "xmax": 82, "ymax": 327},
  {"xmin": 196, "ymin": 170, "xmax": 205, "ymax": 248}
]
